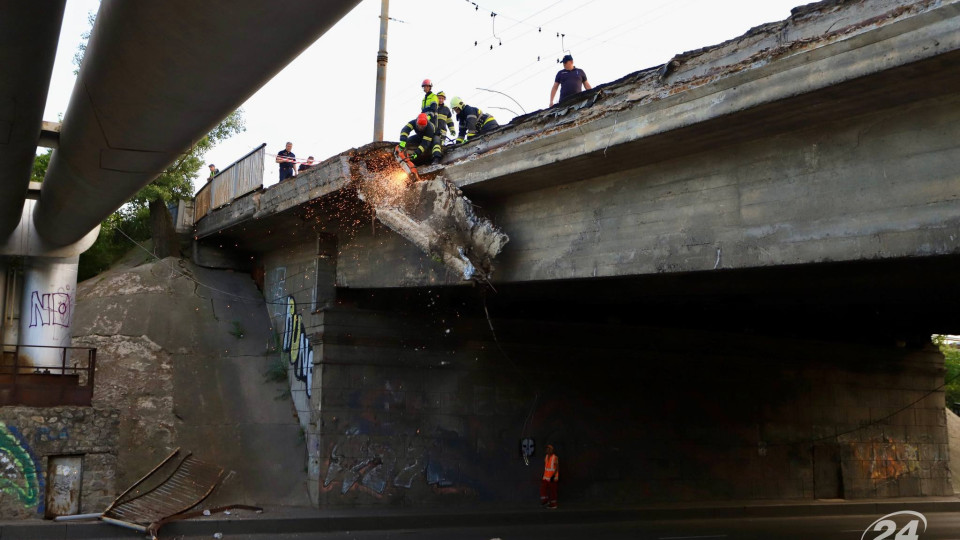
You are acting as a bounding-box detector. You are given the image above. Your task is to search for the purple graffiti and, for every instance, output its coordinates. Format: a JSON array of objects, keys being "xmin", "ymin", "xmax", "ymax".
[{"xmin": 29, "ymin": 291, "xmax": 71, "ymax": 328}]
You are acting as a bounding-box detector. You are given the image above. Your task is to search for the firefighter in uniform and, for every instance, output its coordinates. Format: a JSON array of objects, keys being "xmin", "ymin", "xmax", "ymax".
[
  {"xmin": 421, "ymin": 79, "xmax": 438, "ymax": 124},
  {"xmin": 399, "ymin": 113, "xmax": 442, "ymax": 165},
  {"xmin": 450, "ymin": 97, "xmax": 499, "ymax": 144},
  {"xmin": 436, "ymin": 91, "xmax": 456, "ymax": 142}
]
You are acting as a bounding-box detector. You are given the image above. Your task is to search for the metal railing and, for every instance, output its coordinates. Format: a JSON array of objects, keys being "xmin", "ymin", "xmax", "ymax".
[
  {"xmin": 194, "ymin": 143, "xmax": 266, "ymax": 223},
  {"xmin": 0, "ymin": 344, "xmax": 97, "ymax": 407}
]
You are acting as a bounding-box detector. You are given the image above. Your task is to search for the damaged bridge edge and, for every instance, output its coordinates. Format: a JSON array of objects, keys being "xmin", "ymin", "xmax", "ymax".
[
  {"xmin": 441, "ymin": 0, "xmax": 960, "ymax": 189},
  {"xmin": 195, "ymin": 151, "xmax": 356, "ymax": 239}
]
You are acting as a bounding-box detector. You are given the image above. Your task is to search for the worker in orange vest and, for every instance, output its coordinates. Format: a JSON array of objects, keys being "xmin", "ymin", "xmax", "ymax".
[{"xmin": 540, "ymin": 444, "xmax": 559, "ymax": 508}]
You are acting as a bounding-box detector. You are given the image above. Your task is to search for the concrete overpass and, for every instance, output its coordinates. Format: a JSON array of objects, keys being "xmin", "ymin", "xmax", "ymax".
[
  {"xmin": 0, "ymin": 0, "xmax": 359, "ymax": 364},
  {"xmin": 192, "ymin": 0, "xmax": 960, "ymax": 507},
  {"xmin": 199, "ymin": 0, "xmax": 960, "ymax": 291}
]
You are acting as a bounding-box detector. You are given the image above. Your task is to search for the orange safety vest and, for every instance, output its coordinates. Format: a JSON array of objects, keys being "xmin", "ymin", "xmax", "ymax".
[{"xmin": 543, "ymin": 454, "xmax": 558, "ymax": 481}]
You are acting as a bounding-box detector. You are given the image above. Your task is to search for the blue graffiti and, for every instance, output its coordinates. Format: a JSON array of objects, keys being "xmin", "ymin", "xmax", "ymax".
[{"xmin": 282, "ymin": 296, "xmax": 314, "ymax": 398}]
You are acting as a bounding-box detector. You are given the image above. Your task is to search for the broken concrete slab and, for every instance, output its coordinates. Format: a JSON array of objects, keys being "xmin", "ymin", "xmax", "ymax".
[{"xmin": 351, "ymin": 146, "xmax": 509, "ymax": 282}]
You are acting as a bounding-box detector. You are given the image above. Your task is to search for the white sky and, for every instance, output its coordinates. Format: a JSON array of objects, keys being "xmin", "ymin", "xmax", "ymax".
[{"xmin": 43, "ymin": 0, "xmax": 804, "ymax": 195}]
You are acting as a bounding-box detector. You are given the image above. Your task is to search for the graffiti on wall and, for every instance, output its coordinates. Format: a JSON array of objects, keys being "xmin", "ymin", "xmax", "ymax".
[
  {"xmin": 0, "ymin": 422, "xmax": 43, "ymax": 511},
  {"xmin": 321, "ymin": 438, "xmax": 470, "ymax": 497},
  {"xmin": 35, "ymin": 426, "xmax": 69, "ymax": 444},
  {"xmin": 29, "ymin": 291, "xmax": 71, "ymax": 328},
  {"xmin": 282, "ymin": 296, "xmax": 313, "ymax": 398},
  {"xmin": 853, "ymin": 438, "xmax": 921, "ymax": 481}
]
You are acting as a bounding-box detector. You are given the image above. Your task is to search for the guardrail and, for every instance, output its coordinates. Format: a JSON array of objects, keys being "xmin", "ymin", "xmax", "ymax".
[
  {"xmin": 194, "ymin": 143, "xmax": 266, "ymax": 223},
  {"xmin": 0, "ymin": 344, "xmax": 97, "ymax": 406}
]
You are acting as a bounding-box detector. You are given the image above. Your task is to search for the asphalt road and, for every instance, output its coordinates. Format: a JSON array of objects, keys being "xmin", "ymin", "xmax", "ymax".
[{"xmin": 172, "ymin": 512, "xmax": 960, "ymax": 540}]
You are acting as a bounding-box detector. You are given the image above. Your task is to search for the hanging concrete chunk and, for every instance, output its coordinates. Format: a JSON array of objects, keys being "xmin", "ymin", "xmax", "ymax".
[{"xmin": 354, "ymin": 147, "xmax": 509, "ymax": 282}]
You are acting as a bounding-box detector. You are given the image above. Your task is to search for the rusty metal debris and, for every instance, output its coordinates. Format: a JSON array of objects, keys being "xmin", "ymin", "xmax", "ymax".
[{"xmin": 100, "ymin": 447, "xmax": 226, "ymax": 539}]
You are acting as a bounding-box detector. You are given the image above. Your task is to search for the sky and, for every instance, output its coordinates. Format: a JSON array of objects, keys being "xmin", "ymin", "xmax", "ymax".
[{"xmin": 42, "ymin": 0, "xmax": 805, "ymax": 195}]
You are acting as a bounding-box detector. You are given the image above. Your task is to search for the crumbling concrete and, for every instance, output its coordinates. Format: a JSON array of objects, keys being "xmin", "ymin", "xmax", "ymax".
[
  {"xmin": 442, "ymin": 0, "xmax": 960, "ymax": 181},
  {"xmin": 351, "ymin": 146, "xmax": 508, "ymax": 282}
]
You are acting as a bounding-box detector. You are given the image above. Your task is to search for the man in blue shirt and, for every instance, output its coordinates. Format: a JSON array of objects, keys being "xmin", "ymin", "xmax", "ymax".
[
  {"xmin": 549, "ymin": 54, "xmax": 592, "ymax": 107},
  {"xmin": 276, "ymin": 142, "xmax": 296, "ymax": 182}
]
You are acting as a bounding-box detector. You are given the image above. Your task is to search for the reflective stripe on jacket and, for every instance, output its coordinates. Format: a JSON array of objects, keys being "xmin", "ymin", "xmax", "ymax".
[{"xmin": 543, "ymin": 454, "xmax": 558, "ymax": 481}]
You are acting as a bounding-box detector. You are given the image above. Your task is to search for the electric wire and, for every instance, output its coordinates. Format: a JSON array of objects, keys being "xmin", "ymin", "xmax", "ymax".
[
  {"xmin": 487, "ymin": 0, "xmax": 696, "ymax": 102},
  {"xmin": 113, "ymin": 226, "xmax": 291, "ymax": 306},
  {"xmin": 385, "ymin": 0, "xmax": 618, "ymax": 110}
]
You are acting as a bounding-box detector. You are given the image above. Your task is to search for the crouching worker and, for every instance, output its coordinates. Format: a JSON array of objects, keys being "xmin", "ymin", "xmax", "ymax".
[
  {"xmin": 399, "ymin": 113, "xmax": 443, "ymax": 165},
  {"xmin": 451, "ymin": 97, "xmax": 499, "ymax": 144}
]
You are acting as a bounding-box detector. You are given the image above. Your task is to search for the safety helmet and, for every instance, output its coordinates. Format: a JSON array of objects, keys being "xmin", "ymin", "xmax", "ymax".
[
  {"xmin": 437, "ymin": 91, "xmax": 446, "ymax": 98},
  {"xmin": 416, "ymin": 113, "xmax": 429, "ymax": 128},
  {"xmin": 421, "ymin": 79, "xmax": 432, "ymax": 87},
  {"xmin": 450, "ymin": 96, "xmax": 464, "ymax": 110}
]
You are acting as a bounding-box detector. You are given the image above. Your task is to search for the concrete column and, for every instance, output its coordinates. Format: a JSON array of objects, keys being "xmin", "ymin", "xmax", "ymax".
[
  {"xmin": 372, "ymin": 0, "xmax": 389, "ymax": 141},
  {"xmin": 18, "ymin": 256, "xmax": 78, "ymax": 368},
  {"xmin": 0, "ymin": 260, "xmax": 9, "ymax": 350}
]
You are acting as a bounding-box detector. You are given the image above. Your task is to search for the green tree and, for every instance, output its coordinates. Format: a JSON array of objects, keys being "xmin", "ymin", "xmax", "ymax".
[
  {"xmin": 31, "ymin": 149, "xmax": 52, "ymax": 183},
  {"xmin": 57, "ymin": 11, "xmax": 246, "ymax": 280},
  {"xmin": 72, "ymin": 11, "xmax": 96, "ymax": 76},
  {"xmin": 933, "ymin": 335, "xmax": 960, "ymax": 411},
  {"xmin": 73, "ymin": 111, "xmax": 245, "ymax": 281}
]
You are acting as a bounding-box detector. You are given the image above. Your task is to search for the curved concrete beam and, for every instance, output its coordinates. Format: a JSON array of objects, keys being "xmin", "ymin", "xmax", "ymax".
[
  {"xmin": 0, "ymin": 201, "xmax": 100, "ymax": 258},
  {"xmin": 35, "ymin": 0, "xmax": 360, "ymax": 246},
  {"xmin": 0, "ymin": 1, "xmax": 66, "ymax": 239}
]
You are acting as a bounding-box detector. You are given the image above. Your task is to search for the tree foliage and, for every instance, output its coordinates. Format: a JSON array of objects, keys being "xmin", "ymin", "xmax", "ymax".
[
  {"xmin": 71, "ymin": 111, "xmax": 245, "ymax": 281},
  {"xmin": 127, "ymin": 110, "xmax": 246, "ymax": 212},
  {"xmin": 933, "ymin": 335, "xmax": 960, "ymax": 411},
  {"xmin": 52, "ymin": 11, "xmax": 246, "ymax": 281},
  {"xmin": 31, "ymin": 149, "xmax": 52, "ymax": 183},
  {"xmin": 72, "ymin": 11, "xmax": 96, "ymax": 76}
]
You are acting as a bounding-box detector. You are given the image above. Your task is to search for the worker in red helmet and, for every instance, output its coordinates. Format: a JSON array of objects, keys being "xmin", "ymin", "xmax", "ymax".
[
  {"xmin": 421, "ymin": 79, "xmax": 439, "ymax": 125},
  {"xmin": 399, "ymin": 113, "xmax": 442, "ymax": 165}
]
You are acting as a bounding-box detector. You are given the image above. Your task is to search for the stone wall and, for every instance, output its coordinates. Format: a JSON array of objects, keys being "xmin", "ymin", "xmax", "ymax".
[{"xmin": 0, "ymin": 406, "xmax": 119, "ymax": 519}]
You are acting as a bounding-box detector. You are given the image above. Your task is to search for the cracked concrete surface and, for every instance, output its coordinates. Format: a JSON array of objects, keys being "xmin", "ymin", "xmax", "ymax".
[
  {"xmin": 73, "ymin": 255, "xmax": 310, "ymax": 506},
  {"xmin": 351, "ymin": 145, "xmax": 509, "ymax": 281}
]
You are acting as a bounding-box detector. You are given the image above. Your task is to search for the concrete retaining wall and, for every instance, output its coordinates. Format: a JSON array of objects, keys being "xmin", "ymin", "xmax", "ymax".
[{"xmin": 72, "ymin": 256, "xmax": 310, "ymax": 509}]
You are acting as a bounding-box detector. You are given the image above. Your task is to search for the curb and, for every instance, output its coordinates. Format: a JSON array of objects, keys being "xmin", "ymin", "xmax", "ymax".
[{"xmin": 3, "ymin": 500, "xmax": 959, "ymax": 538}]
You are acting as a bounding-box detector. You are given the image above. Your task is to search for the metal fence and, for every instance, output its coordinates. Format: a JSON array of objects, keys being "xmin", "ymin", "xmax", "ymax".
[
  {"xmin": 0, "ymin": 344, "xmax": 97, "ymax": 406},
  {"xmin": 194, "ymin": 143, "xmax": 266, "ymax": 223}
]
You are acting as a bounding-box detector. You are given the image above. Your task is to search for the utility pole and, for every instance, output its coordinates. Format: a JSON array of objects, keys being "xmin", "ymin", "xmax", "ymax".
[{"xmin": 373, "ymin": 0, "xmax": 389, "ymax": 141}]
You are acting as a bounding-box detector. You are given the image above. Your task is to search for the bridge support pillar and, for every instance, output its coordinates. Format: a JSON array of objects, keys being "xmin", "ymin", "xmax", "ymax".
[
  {"xmin": 0, "ymin": 259, "xmax": 17, "ymax": 351},
  {"xmin": 17, "ymin": 256, "xmax": 78, "ymax": 368}
]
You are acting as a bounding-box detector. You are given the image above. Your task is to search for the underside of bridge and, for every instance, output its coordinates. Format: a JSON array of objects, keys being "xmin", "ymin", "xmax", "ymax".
[{"xmin": 183, "ymin": 0, "xmax": 960, "ymax": 506}]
